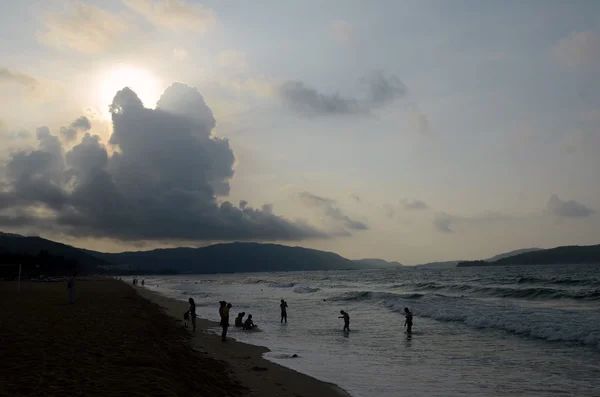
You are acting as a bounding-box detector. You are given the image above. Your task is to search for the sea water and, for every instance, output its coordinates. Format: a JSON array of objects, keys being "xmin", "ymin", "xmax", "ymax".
[{"xmin": 144, "ymin": 265, "xmax": 600, "ymax": 397}]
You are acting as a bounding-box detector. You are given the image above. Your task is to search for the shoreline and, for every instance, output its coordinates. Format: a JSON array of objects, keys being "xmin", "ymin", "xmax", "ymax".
[{"xmin": 136, "ymin": 286, "xmax": 351, "ymax": 397}]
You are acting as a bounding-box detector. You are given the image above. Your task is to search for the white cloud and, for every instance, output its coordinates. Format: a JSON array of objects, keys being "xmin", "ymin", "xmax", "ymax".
[
  {"xmin": 38, "ymin": 3, "xmax": 131, "ymax": 53},
  {"xmin": 407, "ymin": 107, "xmax": 431, "ymax": 135},
  {"xmin": 173, "ymin": 47, "xmax": 188, "ymax": 60},
  {"xmin": 401, "ymin": 198, "xmax": 429, "ymax": 210},
  {"xmin": 331, "ymin": 20, "xmax": 353, "ymax": 44},
  {"xmin": 546, "ymin": 194, "xmax": 595, "ymax": 218},
  {"xmin": 553, "ymin": 30, "xmax": 600, "ymax": 68},
  {"xmin": 124, "ymin": 0, "xmax": 217, "ymax": 31},
  {"xmin": 433, "ymin": 212, "xmax": 453, "ymax": 233},
  {"xmin": 217, "ymin": 50, "xmax": 248, "ymax": 71},
  {"xmin": 0, "ymin": 68, "xmax": 38, "ymax": 90}
]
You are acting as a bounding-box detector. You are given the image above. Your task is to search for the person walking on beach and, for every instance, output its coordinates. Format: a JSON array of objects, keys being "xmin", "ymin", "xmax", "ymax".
[
  {"xmin": 186, "ymin": 298, "xmax": 196, "ymax": 332},
  {"xmin": 67, "ymin": 273, "xmax": 76, "ymax": 304},
  {"xmin": 280, "ymin": 299, "xmax": 288, "ymax": 323},
  {"xmin": 339, "ymin": 310, "xmax": 350, "ymax": 332},
  {"xmin": 404, "ymin": 307, "xmax": 413, "ymax": 334},
  {"xmin": 141, "ymin": 279, "xmax": 145, "ymax": 287}
]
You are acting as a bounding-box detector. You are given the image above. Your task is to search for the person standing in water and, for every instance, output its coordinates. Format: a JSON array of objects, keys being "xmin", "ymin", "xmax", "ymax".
[
  {"xmin": 186, "ymin": 298, "xmax": 196, "ymax": 332},
  {"xmin": 404, "ymin": 307, "xmax": 413, "ymax": 334},
  {"xmin": 220, "ymin": 302, "xmax": 232, "ymax": 341},
  {"xmin": 339, "ymin": 310, "xmax": 350, "ymax": 332},
  {"xmin": 219, "ymin": 301, "xmax": 226, "ymax": 338},
  {"xmin": 280, "ymin": 299, "xmax": 288, "ymax": 323}
]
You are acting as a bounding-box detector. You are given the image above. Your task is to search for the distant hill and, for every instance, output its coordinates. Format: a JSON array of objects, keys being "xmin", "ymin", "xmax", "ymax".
[
  {"xmin": 457, "ymin": 244, "xmax": 600, "ymax": 267},
  {"xmin": 485, "ymin": 248, "xmax": 541, "ymax": 262},
  {"xmin": 415, "ymin": 248, "xmax": 541, "ymax": 269},
  {"xmin": 353, "ymin": 258, "xmax": 403, "ymax": 268},
  {"xmin": 414, "ymin": 261, "xmax": 462, "ymax": 269},
  {"xmin": 0, "ymin": 233, "xmax": 113, "ymax": 273},
  {"xmin": 88, "ymin": 242, "xmax": 368, "ymax": 274}
]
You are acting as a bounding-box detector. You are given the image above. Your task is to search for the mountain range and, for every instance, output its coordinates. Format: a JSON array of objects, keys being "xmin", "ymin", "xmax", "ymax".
[
  {"xmin": 414, "ymin": 248, "xmax": 542, "ymax": 268},
  {"xmin": 457, "ymin": 245, "xmax": 600, "ymax": 267},
  {"xmin": 1, "ymin": 231, "xmax": 598, "ymax": 274},
  {"xmin": 87, "ymin": 242, "xmax": 366, "ymax": 274},
  {"xmin": 352, "ymin": 258, "xmax": 403, "ymax": 267},
  {"xmin": 0, "ymin": 232, "xmax": 111, "ymax": 271}
]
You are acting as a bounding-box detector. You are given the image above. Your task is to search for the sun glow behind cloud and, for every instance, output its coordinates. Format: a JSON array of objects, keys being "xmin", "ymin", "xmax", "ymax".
[{"xmin": 97, "ymin": 64, "xmax": 162, "ymax": 118}]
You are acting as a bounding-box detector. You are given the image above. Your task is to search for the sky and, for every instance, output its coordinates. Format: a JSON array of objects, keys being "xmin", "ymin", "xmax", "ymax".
[{"xmin": 0, "ymin": 0, "xmax": 599, "ymax": 264}]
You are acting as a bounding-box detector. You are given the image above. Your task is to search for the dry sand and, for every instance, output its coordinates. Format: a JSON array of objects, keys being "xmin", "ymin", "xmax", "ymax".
[
  {"xmin": 0, "ymin": 279, "xmax": 349, "ymax": 397},
  {"xmin": 0, "ymin": 279, "xmax": 244, "ymax": 397}
]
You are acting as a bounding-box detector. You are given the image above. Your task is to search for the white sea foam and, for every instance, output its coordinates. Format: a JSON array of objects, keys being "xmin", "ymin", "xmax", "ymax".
[{"xmin": 144, "ymin": 265, "xmax": 600, "ymax": 397}]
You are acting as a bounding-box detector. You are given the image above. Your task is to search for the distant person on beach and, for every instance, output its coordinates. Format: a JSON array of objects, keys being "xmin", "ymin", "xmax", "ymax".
[
  {"xmin": 67, "ymin": 273, "xmax": 76, "ymax": 304},
  {"xmin": 280, "ymin": 299, "xmax": 288, "ymax": 323},
  {"xmin": 220, "ymin": 301, "xmax": 231, "ymax": 341},
  {"xmin": 404, "ymin": 307, "xmax": 413, "ymax": 334},
  {"xmin": 186, "ymin": 298, "xmax": 196, "ymax": 332},
  {"xmin": 235, "ymin": 312, "xmax": 245, "ymax": 327},
  {"xmin": 141, "ymin": 279, "xmax": 145, "ymax": 287},
  {"xmin": 339, "ymin": 310, "xmax": 350, "ymax": 332},
  {"xmin": 243, "ymin": 314, "xmax": 256, "ymax": 330}
]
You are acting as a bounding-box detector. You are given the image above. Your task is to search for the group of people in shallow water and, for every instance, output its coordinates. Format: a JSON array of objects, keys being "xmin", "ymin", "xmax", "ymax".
[
  {"xmin": 234, "ymin": 312, "xmax": 256, "ymax": 330},
  {"xmin": 132, "ymin": 278, "xmax": 145, "ymax": 287},
  {"xmin": 185, "ymin": 296, "xmax": 415, "ymax": 340}
]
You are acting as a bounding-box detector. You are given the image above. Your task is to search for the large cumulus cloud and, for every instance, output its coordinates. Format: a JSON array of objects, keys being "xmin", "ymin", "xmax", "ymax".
[{"xmin": 0, "ymin": 83, "xmax": 327, "ymax": 242}]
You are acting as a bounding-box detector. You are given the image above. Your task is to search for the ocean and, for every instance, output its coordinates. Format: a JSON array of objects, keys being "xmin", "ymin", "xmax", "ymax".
[{"xmin": 144, "ymin": 264, "xmax": 600, "ymax": 397}]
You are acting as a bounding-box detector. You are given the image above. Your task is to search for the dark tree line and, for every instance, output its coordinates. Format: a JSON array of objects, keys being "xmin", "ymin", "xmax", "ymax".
[{"xmin": 0, "ymin": 250, "xmax": 79, "ymax": 280}]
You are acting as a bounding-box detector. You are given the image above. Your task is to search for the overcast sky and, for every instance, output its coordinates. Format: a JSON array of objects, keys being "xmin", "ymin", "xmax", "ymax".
[{"xmin": 0, "ymin": 0, "xmax": 599, "ymax": 264}]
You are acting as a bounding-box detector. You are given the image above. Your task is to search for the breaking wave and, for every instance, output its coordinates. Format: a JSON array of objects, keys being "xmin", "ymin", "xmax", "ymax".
[
  {"xmin": 400, "ymin": 282, "xmax": 600, "ymax": 301},
  {"xmin": 329, "ymin": 291, "xmax": 424, "ymax": 301},
  {"xmin": 293, "ymin": 285, "xmax": 320, "ymax": 293},
  {"xmin": 330, "ymin": 289, "xmax": 600, "ymax": 348}
]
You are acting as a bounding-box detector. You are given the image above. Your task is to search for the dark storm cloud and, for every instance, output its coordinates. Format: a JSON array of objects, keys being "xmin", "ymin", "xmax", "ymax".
[
  {"xmin": 300, "ymin": 191, "xmax": 369, "ymax": 231},
  {"xmin": 546, "ymin": 194, "xmax": 595, "ymax": 217},
  {"xmin": 60, "ymin": 116, "xmax": 92, "ymax": 142},
  {"xmin": 279, "ymin": 71, "xmax": 407, "ymax": 116},
  {"xmin": 0, "ymin": 83, "xmax": 327, "ymax": 242}
]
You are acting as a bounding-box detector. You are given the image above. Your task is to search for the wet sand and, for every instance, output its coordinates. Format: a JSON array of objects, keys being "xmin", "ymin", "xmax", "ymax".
[
  {"xmin": 0, "ymin": 279, "xmax": 349, "ymax": 397},
  {"xmin": 136, "ymin": 286, "xmax": 350, "ymax": 397}
]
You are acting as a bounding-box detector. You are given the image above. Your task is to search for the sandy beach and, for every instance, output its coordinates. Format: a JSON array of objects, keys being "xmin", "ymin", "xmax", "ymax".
[{"xmin": 0, "ymin": 278, "xmax": 348, "ymax": 397}]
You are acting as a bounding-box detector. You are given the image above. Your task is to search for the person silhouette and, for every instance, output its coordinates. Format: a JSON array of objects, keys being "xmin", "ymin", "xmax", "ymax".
[
  {"xmin": 339, "ymin": 310, "xmax": 350, "ymax": 332},
  {"xmin": 404, "ymin": 307, "xmax": 413, "ymax": 334},
  {"xmin": 280, "ymin": 299, "xmax": 288, "ymax": 323}
]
